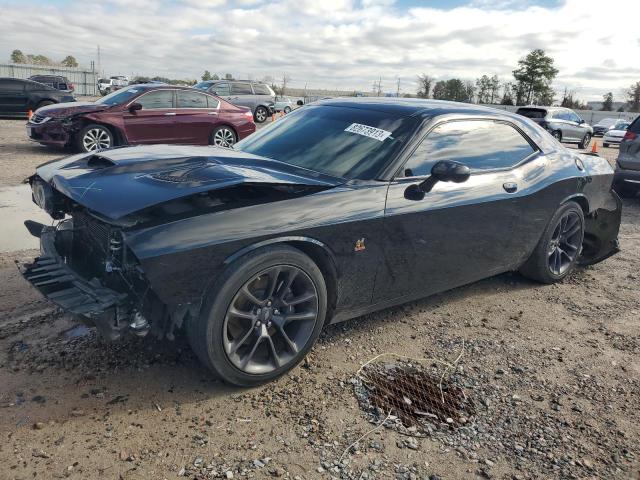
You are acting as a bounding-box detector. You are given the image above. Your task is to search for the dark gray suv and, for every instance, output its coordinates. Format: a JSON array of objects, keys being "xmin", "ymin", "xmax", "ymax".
[
  {"xmin": 613, "ymin": 116, "xmax": 640, "ymax": 197},
  {"xmin": 516, "ymin": 106, "xmax": 593, "ymax": 149},
  {"xmin": 194, "ymin": 80, "xmax": 275, "ymax": 123}
]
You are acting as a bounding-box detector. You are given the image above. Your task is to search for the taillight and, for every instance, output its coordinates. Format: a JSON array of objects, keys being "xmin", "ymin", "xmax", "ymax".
[
  {"xmin": 244, "ymin": 110, "xmax": 254, "ymax": 122},
  {"xmin": 623, "ymin": 131, "xmax": 637, "ymax": 141}
]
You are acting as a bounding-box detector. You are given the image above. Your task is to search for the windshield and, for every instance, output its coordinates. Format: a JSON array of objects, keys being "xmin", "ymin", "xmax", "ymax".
[
  {"xmin": 516, "ymin": 108, "xmax": 547, "ymax": 119},
  {"xmin": 95, "ymin": 87, "xmax": 145, "ymax": 106},
  {"xmin": 194, "ymin": 81, "xmax": 213, "ymax": 91},
  {"xmin": 596, "ymin": 118, "xmax": 617, "ymax": 127},
  {"xmin": 234, "ymin": 105, "xmax": 417, "ymax": 179}
]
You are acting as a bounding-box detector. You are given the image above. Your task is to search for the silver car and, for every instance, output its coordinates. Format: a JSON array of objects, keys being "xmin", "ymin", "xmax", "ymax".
[
  {"xmin": 516, "ymin": 106, "xmax": 593, "ymax": 149},
  {"xmin": 194, "ymin": 80, "xmax": 275, "ymax": 123},
  {"xmin": 274, "ymin": 96, "xmax": 295, "ymax": 113},
  {"xmin": 613, "ymin": 116, "xmax": 640, "ymax": 197}
]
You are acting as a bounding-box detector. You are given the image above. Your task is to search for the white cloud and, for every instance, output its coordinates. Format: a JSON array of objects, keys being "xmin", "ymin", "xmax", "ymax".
[{"xmin": 0, "ymin": 0, "xmax": 638, "ymax": 100}]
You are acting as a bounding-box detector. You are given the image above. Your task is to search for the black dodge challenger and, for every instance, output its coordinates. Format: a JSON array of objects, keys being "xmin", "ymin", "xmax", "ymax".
[{"xmin": 22, "ymin": 98, "xmax": 621, "ymax": 386}]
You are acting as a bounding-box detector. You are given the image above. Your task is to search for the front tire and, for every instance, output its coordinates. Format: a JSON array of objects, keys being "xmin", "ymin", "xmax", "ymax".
[
  {"xmin": 578, "ymin": 133, "xmax": 591, "ymax": 149},
  {"xmin": 254, "ymin": 106, "xmax": 268, "ymax": 123},
  {"xmin": 284, "ymin": 106, "xmax": 291, "ymax": 114},
  {"xmin": 519, "ymin": 201, "xmax": 585, "ymax": 284},
  {"xmin": 75, "ymin": 124, "xmax": 113, "ymax": 152},
  {"xmin": 188, "ymin": 245, "xmax": 327, "ymax": 387}
]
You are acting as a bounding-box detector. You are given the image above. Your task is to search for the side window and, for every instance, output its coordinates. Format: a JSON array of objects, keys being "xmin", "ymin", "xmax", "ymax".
[
  {"xmin": 231, "ymin": 82, "xmax": 253, "ymax": 95},
  {"xmin": 206, "ymin": 96, "xmax": 220, "ymax": 109},
  {"xmin": 253, "ymin": 84, "xmax": 270, "ymax": 95},
  {"xmin": 211, "ymin": 83, "xmax": 230, "ymax": 96},
  {"xmin": 552, "ymin": 111, "xmax": 566, "ymax": 120},
  {"xmin": 402, "ymin": 120, "xmax": 536, "ymax": 177},
  {"xmin": 177, "ymin": 90, "xmax": 209, "ymax": 108},
  {"xmin": 1, "ymin": 80, "xmax": 25, "ymax": 92},
  {"xmin": 137, "ymin": 90, "xmax": 174, "ymax": 109},
  {"xmin": 569, "ymin": 112, "xmax": 582, "ymax": 123}
]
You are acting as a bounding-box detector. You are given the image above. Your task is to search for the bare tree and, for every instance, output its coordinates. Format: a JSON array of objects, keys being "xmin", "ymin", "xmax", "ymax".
[{"xmin": 417, "ymin": 74, "xmax": 434, "ymax": 98}]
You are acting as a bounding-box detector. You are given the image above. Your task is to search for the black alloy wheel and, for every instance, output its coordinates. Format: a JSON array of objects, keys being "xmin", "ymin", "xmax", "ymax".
[
  {"xmin": 547, "ymin": 210, "xmax": 583, "ymax": 276},
  {"xmin": 519, "ymin": 201, "xmax": 585, "ymax": 284},
  {"xmin": 578, "ymin": 133, "xmax": 591, "ymax": 149},
  {"xmin": 223, "ymin": 265, "xmax": 319, "ymax": 374},
  {"xmin": 188, "ymin": 245, "xmax": 327, "ymax": 386}
]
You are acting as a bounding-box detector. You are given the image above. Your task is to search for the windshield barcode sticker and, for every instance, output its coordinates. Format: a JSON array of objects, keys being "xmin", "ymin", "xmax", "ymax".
[{"xmin": 344, "ymin": 123, "xmax": 392, "ymax": 142}]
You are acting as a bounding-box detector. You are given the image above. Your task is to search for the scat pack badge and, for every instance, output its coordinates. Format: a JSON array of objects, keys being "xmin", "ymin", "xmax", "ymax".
[{"xmin": 354, "ymin": 238, "xmax": 366, "ymax": 252}]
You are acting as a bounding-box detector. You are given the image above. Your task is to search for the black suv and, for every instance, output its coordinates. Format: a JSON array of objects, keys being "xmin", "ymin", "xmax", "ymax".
[
  {"xmin": 28, "ymin": 75, "xmax": 74, "ymax": 92},
  {"xmin": 0, "ymin": 78, "xmax": 75, "ymax": 118},
  {"xmin": 194, "ymin": 80, "xmax": 275, "ymax": 123}
]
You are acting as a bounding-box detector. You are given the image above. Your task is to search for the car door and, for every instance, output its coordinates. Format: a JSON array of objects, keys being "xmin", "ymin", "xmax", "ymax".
[
  {"xmin": 229, "ymin": 82, "xmax": 256, "ymax": 111},
  {"xmin": 175, "ymin": 90, "xmax": 220, "ymax": 145},
  {"xmin": 374, "ymin": 118, "xmax": 539, "ymax": 303},
  {"xmin": 122, "ymin": 89, "xmax": 178, "ymax": 144},
  {"xmin": 0, "ymin": 79, "xmax": 28, "ymax": 115},
  {"xmin": 618, "ymin": 117, "xmax": 640, "ymax": 171},
  {"xmin": 559, "ymin": 110, "xmax": 581, "ymax": 141},
  {"xmin": 568, "ymin": 110, "xmax": 587, "ymax": 140}
]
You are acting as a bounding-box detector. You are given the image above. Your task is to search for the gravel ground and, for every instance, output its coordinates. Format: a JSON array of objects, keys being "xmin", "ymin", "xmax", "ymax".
[{"xmin": 0, "ymin": 117, "xmax": 638, "ymax": 479}]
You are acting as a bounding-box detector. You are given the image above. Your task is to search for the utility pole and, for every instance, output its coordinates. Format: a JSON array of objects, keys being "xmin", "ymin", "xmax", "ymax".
[
  {"xmin": 97, "ymin": 45, "xmax": 101, "ymax": 77},
  {"xmin": 396, "ymin": 77, "xmax": 400, "ymax": 97}
]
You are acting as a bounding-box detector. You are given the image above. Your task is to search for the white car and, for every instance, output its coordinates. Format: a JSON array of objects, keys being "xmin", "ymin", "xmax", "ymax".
[
  {"xmin": 274, "ymin": 96, "xmax": 296, "ymax": 113},
  {"xmin": 603, "ymin": 121, "xmax": 631, "ymax": 147}
]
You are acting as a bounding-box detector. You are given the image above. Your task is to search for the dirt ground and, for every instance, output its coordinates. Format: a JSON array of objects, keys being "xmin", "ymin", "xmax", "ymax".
[{"xmin": 0, "ymin": 117, "xmax": 639, "ymax": 480}]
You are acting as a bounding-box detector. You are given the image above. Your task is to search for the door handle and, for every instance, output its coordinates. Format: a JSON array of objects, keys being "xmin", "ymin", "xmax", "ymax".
[
  {"xmin": 164, "ymin": 112, "xmax": 176, "ymax": 116},
  {"xmin": 503, "ymin": 182, "xmax": 518, "ymax": 193},
  {"xmin": 208, "ymin": 112, "xmax": 218, "ymax": 115}
]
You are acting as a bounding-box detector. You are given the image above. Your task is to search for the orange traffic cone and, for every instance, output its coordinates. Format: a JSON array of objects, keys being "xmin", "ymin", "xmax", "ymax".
[
  {"xmin": 271, "ymin": 112, "xmax": 276, "ymax": 122},
  {"xmin": 591, "ymin": 140, "xmax": 597, "ymax": 153},
  {"xmin": 27, "ymin": 109, "xmax": 33, "ymax": 120}
]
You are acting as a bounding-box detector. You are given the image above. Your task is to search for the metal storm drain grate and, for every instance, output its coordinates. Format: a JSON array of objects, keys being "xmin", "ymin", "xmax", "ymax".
[{"xmin": 354, "ymin": 357, "xmax": 475, "ymax": 434}]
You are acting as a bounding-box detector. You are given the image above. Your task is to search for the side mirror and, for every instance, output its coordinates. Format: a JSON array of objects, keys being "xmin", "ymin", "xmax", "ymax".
[
  {"xmin": 405, "ymin": 160, "xmax": 470, "ymax": 200},
  {"xmin": 129, "ymin": 102, "xmax": 142, "ymax": 113},
  {"xmin": 430, "ymin": 160, "xmax": 471, "ymax": 183},
  {"xmin": 296, "ymin": 100, "xmax": 304, "ymax": 106},
  {"xmin": 578, "ymin": 119, "xmax": 585, "ymax": 124}
]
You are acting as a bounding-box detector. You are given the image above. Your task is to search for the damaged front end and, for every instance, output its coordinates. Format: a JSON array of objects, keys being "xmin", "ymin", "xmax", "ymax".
[{"xmin": 21, "ymin": 214, "xmax": 161, "ymax": 341}]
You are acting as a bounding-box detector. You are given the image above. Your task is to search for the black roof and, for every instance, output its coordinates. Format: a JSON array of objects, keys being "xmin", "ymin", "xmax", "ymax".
[{"xmin": 315, "ymin": 97, "xmax": 521, "ymax": 119}]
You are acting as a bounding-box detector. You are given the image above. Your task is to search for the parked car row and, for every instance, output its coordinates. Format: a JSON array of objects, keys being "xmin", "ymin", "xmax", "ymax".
[
  {"xmin": 515, "ymin": 106, "xmax": 593, "ymax": 149},
  {"xmin": 194, "ymin": 79, "xmax": 276, "ymax": 123}
]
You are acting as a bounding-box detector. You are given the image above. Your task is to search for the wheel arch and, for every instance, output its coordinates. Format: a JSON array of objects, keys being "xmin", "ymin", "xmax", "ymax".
[
  {"xmin": 74, "ymin": 118, "xmax": 125, "ymax": 146},
  {"xmin": 561, "ymin": 193, "xmax": 590, "ymax": 214},
  {"xmin": 223, "ymin": 236, "xmax": 339, "ymax": 323}
]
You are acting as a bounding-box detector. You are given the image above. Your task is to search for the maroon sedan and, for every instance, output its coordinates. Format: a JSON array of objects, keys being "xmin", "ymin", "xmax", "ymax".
[{"xmin": 26, "ymin": 84, "xmax": 256, "ymax": 152}]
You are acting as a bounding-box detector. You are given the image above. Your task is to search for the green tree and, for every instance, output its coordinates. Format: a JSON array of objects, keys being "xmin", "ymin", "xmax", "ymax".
[
  {"xmin": 489, "ymin": 75, "xmax": 500, "ymax": 104},
  {"xmin": 512, "ymin": 49, "xmax": 558, "ymax": 105},
  {"xmin": 601, "ymin": 92, "xmax": 614, "ymax": 111},
  {"xmin": 212, "ymin": 73, "xmax": 220, "ymax": 80},
  {"xmin": 202, "ymin": 70, "xmax": 212, "ymax": 81},
  {"xmin": 61, "ymin": 55, "xmax": 78, "ymax": 67},
  {"xmin": 27, "ymin": 54, "xmax": 52, "ymax": 65},
  {"xmin": 10, "ymin": 49, "xmax": 25, "ymax": 63},
  {"xmin": 416, "ymin": 73, "xmax": 434, "ymax": 98},
  {"xmin": 475, "ymin": 75, "xmax": 491, "ymax": 103},
  {"xmin": 627, "ymin": 81, "xmax": 640, "ymax": 112},
  {"xmin": 500, "ymin": 82, "xmax": 515, "ymax": 105},
  {"xmin": 432, "ymin": 79, "xmax": 467, "ymax": 102}
]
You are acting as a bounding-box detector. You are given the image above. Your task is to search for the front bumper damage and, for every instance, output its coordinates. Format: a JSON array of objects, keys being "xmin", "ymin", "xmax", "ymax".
[{"xmin": 21, "ymin": 225, "xmax": 131, "ymax": 340}]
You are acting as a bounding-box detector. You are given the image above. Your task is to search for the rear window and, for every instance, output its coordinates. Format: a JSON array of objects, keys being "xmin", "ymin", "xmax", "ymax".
[
  {"xmin": 629, "ymin": 117, "xmax": 640, "ymax": 134},
  {"xmin": 231, "ymin": 82, "xmax": 253, "ymax": 95},
  {"xmin": 253, "ymin": 84, "xmax": 272, "ymax": 95},
  {"xmin": 0, "ymin": 79, "xmax": 26, "ymax": 92},
  {"xmin": 516, "ymin": 108, "xmax": 547, "ymax": 119},
  {"xmin": 194, "ymin": 81, "xmax": 213, "ymax": 91},
  {"xmin": 235, "ymin": 105, "xmax": 417, "ymax": 179}
]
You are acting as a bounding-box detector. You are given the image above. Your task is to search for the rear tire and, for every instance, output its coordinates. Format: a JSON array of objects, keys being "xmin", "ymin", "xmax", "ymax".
[
  {"xmin": 578, "ymin": 133, "xmax": 591, "ymax": 149},
  {"xmin": 284, "ymin": 106, "xmax": 291, "ymax": 114},
  {"xmin": 209, "ymin": 126, "xmax": 237, "ymax": 148},
  {"xmin": 254, "ymin": 106, "xmax": 268, "ymax": 123},
  {"xmin": 519, "ymin": 201, "xmax": 585, "ymax": 284},
  {"xmin": 187, "ymin": 245, "xmax": 327, "ymax": 387}
]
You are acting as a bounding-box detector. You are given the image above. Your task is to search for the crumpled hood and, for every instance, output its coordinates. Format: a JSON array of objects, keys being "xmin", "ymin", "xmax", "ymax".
[
  {"xmin": 35, "ymin": 101, "xmax": 109, "ymax": 118},
  {"xmin": 34, "ymin": 144, "xmax": 342, "ymax": 220}
]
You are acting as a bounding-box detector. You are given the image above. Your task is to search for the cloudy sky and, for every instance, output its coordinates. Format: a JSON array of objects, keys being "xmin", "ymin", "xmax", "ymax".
[{"xmin": 1, "ymin": 0, "xmax": 639, "ymax": 101}]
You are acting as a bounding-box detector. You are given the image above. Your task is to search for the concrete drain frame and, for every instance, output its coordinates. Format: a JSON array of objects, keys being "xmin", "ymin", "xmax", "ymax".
[{"xmin": 354, "ymin": 354, "xmax": 475, "ymax": 436}]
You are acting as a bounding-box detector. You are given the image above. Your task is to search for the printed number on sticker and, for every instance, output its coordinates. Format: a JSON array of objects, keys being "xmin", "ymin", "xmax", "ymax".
[{"xmin": 344, "ymin": 123, "xmax": 392, "ymax": 142}]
